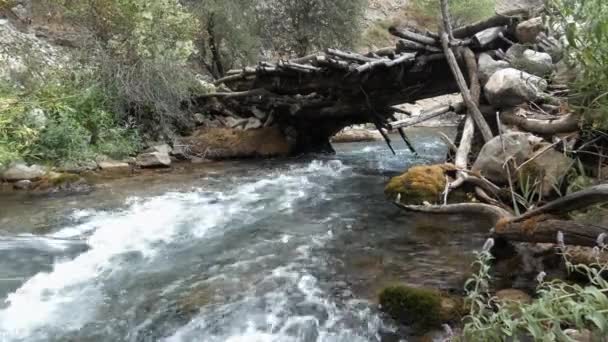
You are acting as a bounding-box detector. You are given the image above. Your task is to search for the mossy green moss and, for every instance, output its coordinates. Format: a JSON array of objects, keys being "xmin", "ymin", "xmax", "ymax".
[
  {"xmin": 384, "ymin": 164, "xmax": 456, "ymax": 204},
  {"xmin": 379, "ymin": 285, "xmax": 462, "ymax": 332}
]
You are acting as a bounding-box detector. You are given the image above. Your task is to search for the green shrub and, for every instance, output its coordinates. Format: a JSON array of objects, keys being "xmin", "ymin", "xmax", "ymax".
[
  {"xmin": 460, "ymin": 238, "xmax": 608, "ymax": 341},
  {"xmin": 409, "ymin": 0, "xmax": 495, "ymax": 30},
  {"xmin": 547, "ymin": 0, "xmax": 608, "ymax": 130}
]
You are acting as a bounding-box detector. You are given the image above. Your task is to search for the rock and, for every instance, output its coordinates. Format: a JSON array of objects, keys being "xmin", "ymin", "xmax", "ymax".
[
  {"xmin": 13, "ymin": 180, "xmax": 32, "ymax": 190},
  {"xmin": 495, "ymin": 289, "xmax": 532, "ymax": 305},
  {"xmin": 472, "ymin": 133, "xmax": 541, "ymax": 184},
  {"xmin": 385, "ymin": 164, "xmax": 457, "ymax": 204},
  {"xmin": 251, "ymin": 107, "xmax": 267, "ymax": 121},
  {"xmin": 97, "ymin": 159, "xmax": 131, "ymax": 172},
  {"xmin": 1, "ymin": 162, "xmax": 45, "ymax": 181},
  {"xmin": 506, "ymin": 45, "xmax": 554, "ymax": 77},
  {"xmin": 177, "ymin": 127, "xmax": 292, "ymax": 160},
  {"xmin": 564, "ymin": 329, "xmax": 593, "ymax": 342},
  {"xmin": 484, "ymin": 68, "xmax": 548, "ymax": 107},
  {"xmin": 32, "ymin": 173, "xmax": 93, "ymax": 195},
  {"xmin": 553, "ymin": 60, "xmax": 579, "ymax": 85},
  {"xmin": 515, "ymin": 17, "xmax": 544, "ymax": 44},
  {"xmin": 331, "ymin": 129, "xmax": 383, "ymax": 143},
  {"xmin": 136, "ymin": 152, "xmax": 171, "ymax": 168},
  {"xmin": 243, "ymin": 117, "xmax": 263, "ymax": 130},
  {"xmin": 379, "ymin": 285, "xmax": 462, "ymax": 332},
  {"xmin": 478, "ymin": 53, "xmax": 510, "ymax": 86},
  {"xmin": 144, "ymin": 143, "xmax": 172, "ymax": 155},
  {"xmin": 519, "ymin": 145, "xmax": 574, "ymax": 196},
  {"xmin": 496, "ymin": 0, "xmax": 544, "ymax": 17},
  {"xmin": 221, "ymin": 116, "xmax": 248, "ymax": 129},
  {"xmin": 25, "ymin": 108, "xmax": 47, "ymax": 130},
  {"xmin": 56, "ymin": 160, "xmax": 98, "ymax": 174}
]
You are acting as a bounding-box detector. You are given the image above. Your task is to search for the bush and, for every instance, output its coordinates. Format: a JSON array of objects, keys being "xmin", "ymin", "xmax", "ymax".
[
  {"xmin": 259, "ymin": 0, "xmax": 367, "ymax": 57},
  {"xmin": 0, "ymin": 70, "xmax": 141, "ymax": 166},
  {"xmin": 460, "ymin": 238, "xmax": 608, "ymax": 341},
  {"xmin": 409, "ymin": 0, "xmax": 495, "ymax": 30},
  {"xmin": 547, "ymin": 0, "xmax": 608, "ymax": 130}
]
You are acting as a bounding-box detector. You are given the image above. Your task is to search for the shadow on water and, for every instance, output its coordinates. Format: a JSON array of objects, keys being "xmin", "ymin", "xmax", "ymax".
[{"xmin": 0, "ymin": 128, "xmax": 492, "ymax": 341}]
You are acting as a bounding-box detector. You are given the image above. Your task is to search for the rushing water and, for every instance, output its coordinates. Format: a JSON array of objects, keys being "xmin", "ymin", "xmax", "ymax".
[{"xmin": 0, "ymin": 129, "xmax": 491, "ymax": 341}]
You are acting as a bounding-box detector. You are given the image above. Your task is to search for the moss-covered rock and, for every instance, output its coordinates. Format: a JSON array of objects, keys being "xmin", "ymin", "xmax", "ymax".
[
  {"xmin": 378, "ymin": 285, "xmax": 462, "ymax": 332},
  {"xmin": 384, "ymin": 164, "xmax": 456, "ymax": 204}
]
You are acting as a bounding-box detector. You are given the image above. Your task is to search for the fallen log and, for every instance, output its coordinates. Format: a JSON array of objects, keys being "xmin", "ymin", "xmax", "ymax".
[
  {"xmin": 500, "ymin": 111, "xmax": 580, "ymax": 135},
  {"xmin": 396, "ymin": 39, "xmax": 441, "ymax": 53},
  {"xmin": 388, "ymin": 102, "xmax": 464, "ymax": 129},
  {"xmin": 389, "ymin": 27, "xmax": 438, "ymax": 46},
  {"xmin": 452, "ymin": 15, "xmax": 514, "ymax": 39},
  {"xmin": 326, "ymin": 48, "xmax": 376, "ymax": 64}
]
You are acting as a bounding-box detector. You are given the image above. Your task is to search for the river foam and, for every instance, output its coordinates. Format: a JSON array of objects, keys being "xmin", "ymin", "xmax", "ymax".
[{"xmin": 0, "ymin": 160, "xmax": 355, "ymax": 341}]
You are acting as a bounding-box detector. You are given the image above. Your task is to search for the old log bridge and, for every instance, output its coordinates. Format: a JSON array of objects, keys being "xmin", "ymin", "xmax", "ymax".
[{"xmin": 196, "ymin": 15, "xmax": 516, "ymax": 154}]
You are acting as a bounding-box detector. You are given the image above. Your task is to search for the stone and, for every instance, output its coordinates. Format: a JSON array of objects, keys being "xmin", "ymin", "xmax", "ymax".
[
  {"xmin": 13, "ymin": 180, "xmax": 32, "ymax": 190},
  {"xmin": 25, "ymin": 108, "xmax": 47, "ymax": 130},
  {"xmin": 243, "ymin": 117, "xmax": 263, "ymax": 130},
  {"xmin": 495, "ymin": 289, "xmax": 532, "ymax": 305},
  {"xmin": 385, "ymin": 164, "xmax": 457, "ymax": 204},
  {"xmin": 496, "ymin": 0, "xmax": 544, "ymax": 17},
  {"xmin": 97, "ymin": 159, "xmax": 131, "ymax": 172},
  {"xmin": 331, "ymin": 128, "xmax": 382, "ymax": 143},
  {"xmin": 484, "ymin": 68, "xmax": 548, "ymax": 107},
  {"xmin": 515, "ymin": 17, "xmax": 544, "ymax": 44},
  {"xmin": 506, "ymin": 44, "xmax": 554, "ymax": 77},
  {"xmin": 553, "ymin": 60, "xmax": 579, "ymax": 85},
  {"xmin": 221, "ymin": 116, "xmax": 248, "ymax": 129},
  {"xmin": 478, "ymin": 53, "xmax": 510, "ymax": 86},
  {"xmin": 177, "ymin": 127, "xmax": 292, "ymax": 160},
  {"xmin": 32, "ymin": 173, "xmax": 94, "ymax": 195},
  {"xmin": 519, "ymin": 145, "xmax": 574, "ymax": 196},
  {"xmin": 56, "ymin": 160, "xmax": 97, "ymax": 174},
  {"xmin": 472, "ymin": 133, "xmax": 541, "ymax": 184},
  {"xmin": 144, "ymin": 143, "xmax": 172, "ymax": 155},
  {"xmin": 251, "ymin": 107, "xmax": 267, "ymax": 120},
  {"xmin": 1, "ymin": 162, "xmax": 45, "ymax": 181},
  {"xmin": 136, "ymin": 152, "xmax": 171, "ymax": 168}
]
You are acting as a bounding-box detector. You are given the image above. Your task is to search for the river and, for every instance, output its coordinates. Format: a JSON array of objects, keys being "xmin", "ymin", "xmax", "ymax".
[{"xmin": 0, "ymin": 128, "xmax": 490, "ymax": 341}]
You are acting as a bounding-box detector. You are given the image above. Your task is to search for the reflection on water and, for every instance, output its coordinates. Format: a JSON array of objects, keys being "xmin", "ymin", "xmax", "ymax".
[{"xmin": 0, "ymin": 128, "xmax": 490, "ymax": 341}]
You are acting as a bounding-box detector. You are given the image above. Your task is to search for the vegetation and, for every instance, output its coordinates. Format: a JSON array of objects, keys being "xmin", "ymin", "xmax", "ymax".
[
  {"xmin": 379, "ymin": 285, "xmax": 444, "ymax": 330},
  {"xmin": 408, "ymin": 0, "xmax": 495, "ymax": 29},
  {"xmin": 259, "ymin": 0, "xmax": 367, "ymax": 57},
  {"xmin": 547, "ymin": 0, "xmax": 608, "ymax": 129},
  {"xmin": 460, "ymin": 237, "xmax": 608, "ymax": 341}
]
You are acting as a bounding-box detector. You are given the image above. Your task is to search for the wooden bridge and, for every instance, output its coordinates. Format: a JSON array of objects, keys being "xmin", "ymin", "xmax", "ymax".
[{"xmin": 195, "ymin": 15, "xmax": 520, "ymax": 154}]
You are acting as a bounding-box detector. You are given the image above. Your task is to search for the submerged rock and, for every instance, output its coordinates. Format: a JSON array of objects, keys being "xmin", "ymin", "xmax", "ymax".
[
  {"xmin": 385, "ymin": 164, "xmax": 456, "ymax": 204},
  {"xmin": 177, "ymin": 127, "xmax": 292, "ymax": 160},
  {"xmin": 31, "ymin": 172, "xmax": 93, "ymax": 195},
  {"xmin": 379, "ymin": 285, "xmax": 462, "ymax": 332},
  {"xmin": 1, "ymin": 162, "xmax": 45, "ymax": 181},
  {"xmin": 484, "ymin": 68, "xmax": 548, "ymax": 107}
]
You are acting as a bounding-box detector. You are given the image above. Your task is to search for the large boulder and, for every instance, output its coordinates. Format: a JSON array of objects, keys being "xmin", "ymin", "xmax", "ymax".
[
  {"xmin": 176, "ymin": 127, "xmax": 292, "ymax": 160},
  {"xmin": 136, "ymin": 152, "xmax": 171, "ymax": 168},
  {"xmin": 472, "ymin": 133, "xmax": 541, "ymax": 184},
  {"xmin": 144, "ymin": 143, "xmax": 172, "ymax": 155},
  {"xmin": 519, "ymin": 145, "xmax": 574, "ymax": 196},
  {"xmin": 1, "ymin": 162, "xmax": 45, "ymax": 181},
  {"xmin": 385, "ymin": 164, "xmax": 456, "ymax": 204},
  {"xmin": 484, "ymin": 68, "xmax": 548, "ymax": 107},
  {"xmin": 515, "ymin": 17, "xmax": 544, "ymax": 44},
  {"xmin": 478, "ymin": 53, "xmax": 510, "ymax": 86},
  {"xmin": 506, "ymin": 44, "xmax": 554, "ymax": 77}
]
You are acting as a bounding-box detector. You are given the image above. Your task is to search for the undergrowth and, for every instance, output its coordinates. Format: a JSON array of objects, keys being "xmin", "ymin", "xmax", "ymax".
[{"xmin": 459, "ymin": 236, "xmax": 608, "ymax": 341}]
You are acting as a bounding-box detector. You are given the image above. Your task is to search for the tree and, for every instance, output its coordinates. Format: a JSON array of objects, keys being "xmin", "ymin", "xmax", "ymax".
[
  {"xmin": 259, "ymin": 0, "xmax": 367, "ymax": 57},
  {"xmin": 188, "ymin": 0, "xmax": 261, "ymax": 78}
]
